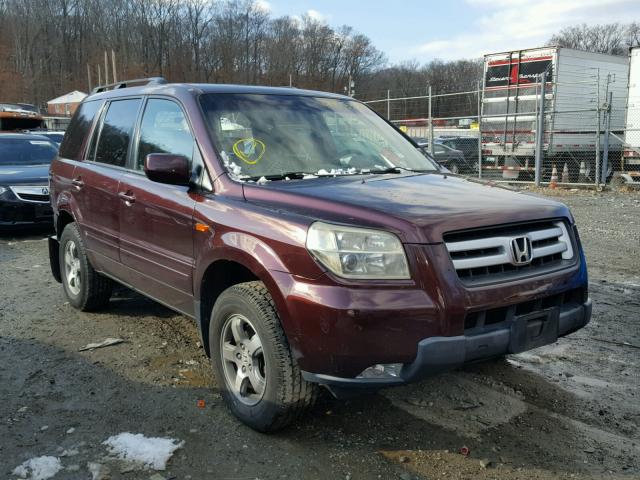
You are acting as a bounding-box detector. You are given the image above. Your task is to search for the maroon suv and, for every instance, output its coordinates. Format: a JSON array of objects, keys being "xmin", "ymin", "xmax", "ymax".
[{"xmin": 48, "ymin": 78, "xmax": 591, "ymax": 431}]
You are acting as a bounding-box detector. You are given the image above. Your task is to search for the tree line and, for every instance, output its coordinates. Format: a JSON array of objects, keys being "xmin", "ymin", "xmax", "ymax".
[
  {"xmin": 0, "ymin": 0, "xmax": 385, "ymax": 106},
  {"xmin": 0, "ymin": 0, "xmax": 637, "ymax": 116}
]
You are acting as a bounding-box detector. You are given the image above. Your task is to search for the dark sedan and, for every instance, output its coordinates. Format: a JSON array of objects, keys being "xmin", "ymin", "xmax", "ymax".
[
  {"xmin": 0, "ymin": 133, "xmax": 58, "ymax": 229},
  {"xmin": 412, "ymin": 137, "xmax": 468, "ymax": 174}
]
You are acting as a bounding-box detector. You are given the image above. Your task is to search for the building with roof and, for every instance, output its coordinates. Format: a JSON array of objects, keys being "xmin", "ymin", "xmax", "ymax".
[{"xmin": 47, "ymin": 90, "xmax": 87, "ymax": 116}]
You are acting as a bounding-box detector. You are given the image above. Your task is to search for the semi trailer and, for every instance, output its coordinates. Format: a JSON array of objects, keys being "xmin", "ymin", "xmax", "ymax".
[{"xmin": 480, "ymin": 46, "xmax": 629, "ymax": 182}]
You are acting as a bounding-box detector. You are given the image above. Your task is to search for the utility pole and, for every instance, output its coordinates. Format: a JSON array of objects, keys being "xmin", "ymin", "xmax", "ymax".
[
  {"xmin": 111, "ymin": 50, "xmax": 118, "ymax": 83},
  {"xmin": 104, "ymin": 51, "xmax": 110, "ymax": 85}
]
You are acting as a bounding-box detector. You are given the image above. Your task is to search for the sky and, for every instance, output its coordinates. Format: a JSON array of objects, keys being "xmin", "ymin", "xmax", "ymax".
[{"xmin": 259, "ymin": 0, "xmax": 640, "ymax": 64}]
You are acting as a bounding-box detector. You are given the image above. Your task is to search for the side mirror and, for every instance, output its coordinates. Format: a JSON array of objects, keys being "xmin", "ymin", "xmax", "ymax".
[{"xmin": 144, "ymin": 153, "xmax": 191, "ymax": 186}]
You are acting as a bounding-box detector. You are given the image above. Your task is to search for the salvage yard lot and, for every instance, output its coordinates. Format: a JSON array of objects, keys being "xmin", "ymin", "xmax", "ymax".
[{"xmin": 1, "ymin": 188, "xmax": 639, "ymax": 480}]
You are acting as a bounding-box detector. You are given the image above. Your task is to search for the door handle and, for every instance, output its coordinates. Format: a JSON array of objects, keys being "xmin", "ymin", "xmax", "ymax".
[
  {"xmin": 118, "ymin": 191, "xmax": 136, "ymax": 204},
  {"xmin": 71, "ymin": 177, "xmax": 84, "ymax": 189}
]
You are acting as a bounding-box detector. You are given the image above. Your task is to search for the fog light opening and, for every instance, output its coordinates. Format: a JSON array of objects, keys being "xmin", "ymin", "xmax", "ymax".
[{"xmin": 357, "ymin": 363, "xmax": 403, "ymax": 379}]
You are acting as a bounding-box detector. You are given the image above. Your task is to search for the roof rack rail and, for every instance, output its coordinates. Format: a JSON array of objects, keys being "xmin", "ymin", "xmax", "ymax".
[{"xmin": 91, "ymin": 77, "xmax": 168, "ymax": 95}]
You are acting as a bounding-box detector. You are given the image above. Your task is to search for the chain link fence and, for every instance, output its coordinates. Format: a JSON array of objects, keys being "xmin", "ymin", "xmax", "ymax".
[{"xmin": 363, "ymin": 65, "xmax": 635, "ymax": 186}]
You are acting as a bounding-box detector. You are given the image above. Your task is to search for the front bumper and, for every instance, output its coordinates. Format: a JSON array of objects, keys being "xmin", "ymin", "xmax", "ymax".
[
  {"xmin": 0, "ymin": 198, "xmax": 53, "ymax": 229},
  {"xmin": 302, "ymin": 298, "xmax": 591, "ymax": 394}
]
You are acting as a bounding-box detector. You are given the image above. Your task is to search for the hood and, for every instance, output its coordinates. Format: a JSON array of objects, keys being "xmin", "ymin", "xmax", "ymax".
[
  {"xmin": 242, "ymin": 173, "xmax": 572, "ymax": 243},
  {"xmin": 0, "ymin": 163, "xmax": 50, "ymax": 186}
]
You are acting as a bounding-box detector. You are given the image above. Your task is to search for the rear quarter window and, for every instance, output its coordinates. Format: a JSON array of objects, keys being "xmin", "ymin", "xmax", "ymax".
[{"xmin": 58, "ymin": 100, "xmax": 103, "ymax": 160}]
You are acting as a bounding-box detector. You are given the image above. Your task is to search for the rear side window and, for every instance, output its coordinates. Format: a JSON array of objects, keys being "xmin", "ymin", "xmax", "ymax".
[
  {"xmin": 135, "ymin": 99, "xmax": 194, "ymax": 170},
  {"xmin": 93, "ymin": 99, "xmax": 141, "ymax": 167},
  {"xmin": 58, "ymin": 100, "xmax": 102, "ymax": 160}
]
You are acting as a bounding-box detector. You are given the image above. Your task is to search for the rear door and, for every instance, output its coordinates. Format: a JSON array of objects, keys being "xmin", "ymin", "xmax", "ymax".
[
  {"xmin": 117, "ymin": 97, "xmax": 197, "ymax": 315},
  {"xmin": 72, "ymin": 98, "xmax": 142, "ymax": 271}
]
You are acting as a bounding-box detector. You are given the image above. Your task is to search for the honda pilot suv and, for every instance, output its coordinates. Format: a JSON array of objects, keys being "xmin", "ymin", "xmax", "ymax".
[{"xmin": 48, "ymin": 78, "xmax": 591, "ymax": 432}]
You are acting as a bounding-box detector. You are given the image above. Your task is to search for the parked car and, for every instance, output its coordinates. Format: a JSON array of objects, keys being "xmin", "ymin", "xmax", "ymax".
[
  {"xmin": 437, "ymin": 136, "xmax": 480, "ymax": 166},
  {"xmin": 412, "ymin": 137, "xmax": 469, "ymax": 174},
  {"xmin": 37, "ymin": 131, "xmax": 66, "ymax": 146},
  {"xmin": 0, "ymin": 133, "xmax": 58, "ymax": 229},
  {"xmin": 49, "ymin": 79, "xmax": 591, "ymax": 432}
]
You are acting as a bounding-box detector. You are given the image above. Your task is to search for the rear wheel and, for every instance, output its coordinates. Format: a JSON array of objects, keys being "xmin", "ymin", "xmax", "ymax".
[
  {"xmin": 210, "ymin": 281, "xmax": 317, "ymax": 432},
  {"xmin": 59, "ymin": 223, "xmax": 112, "ymax": 311}
]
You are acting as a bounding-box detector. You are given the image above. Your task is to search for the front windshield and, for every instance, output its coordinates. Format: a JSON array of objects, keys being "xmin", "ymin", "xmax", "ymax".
[
  {"xmin": 199, "ymin": 93, "xmax": 438, "ymax": 180},
  {"xmin": 0, "ymin": 138, "xmax": 58, "ymax": 165}
]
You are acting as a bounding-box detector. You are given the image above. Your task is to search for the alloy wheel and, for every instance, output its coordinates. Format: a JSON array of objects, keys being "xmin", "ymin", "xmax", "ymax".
[
  {"xmin": 64, "ymin": 240, "xmax": 81, "ymax": 296},
  {"xmin": 220, "ymin": 313, "xmax": 266, "ymax": 405}
]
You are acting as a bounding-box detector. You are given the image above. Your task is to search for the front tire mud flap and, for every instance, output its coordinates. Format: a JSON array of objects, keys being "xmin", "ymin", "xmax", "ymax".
[{"xmin": 48, "ymin": 235, "xmax": 62, "ymax": 283}]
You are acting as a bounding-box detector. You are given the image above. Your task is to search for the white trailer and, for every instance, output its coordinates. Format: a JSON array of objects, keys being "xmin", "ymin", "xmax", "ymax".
[
  {"xmin": 480, "ymin": 46, "xmax": 629, "ymax": 182},
  {"xmin": 620, "ymin": 46, "xmax": 640, "ymax": 183}
]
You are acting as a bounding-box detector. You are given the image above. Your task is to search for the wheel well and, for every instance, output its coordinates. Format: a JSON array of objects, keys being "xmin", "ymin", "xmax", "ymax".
[
  {"xmin": 57, "ymin": 210, "xmax": 75, "ymax": 239},
  {"xmin": 199, "ymin": 260, "xmax": 259, "ymax": 356}
]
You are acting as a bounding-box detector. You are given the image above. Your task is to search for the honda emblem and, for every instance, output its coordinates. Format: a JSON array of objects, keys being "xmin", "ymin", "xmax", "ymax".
[{"xmin": 510, "ymin": 236, "xmax": 532, "ymax": 265}]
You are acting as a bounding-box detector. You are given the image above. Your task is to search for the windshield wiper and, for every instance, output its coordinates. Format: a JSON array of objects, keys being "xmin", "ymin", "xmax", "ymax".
[
  {"xmin": 369, "ymin": 166, "xmax": 431, "ymax": 174},
  {"xmin": 246, "ymin": 171, "xmax": 314, "ymax": 181}
]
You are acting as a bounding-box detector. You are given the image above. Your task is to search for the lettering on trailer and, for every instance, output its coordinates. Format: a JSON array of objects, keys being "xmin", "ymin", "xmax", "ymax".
[{"xmin": 485, "ymin": 57, "xmax": 553, "ymax": 88}]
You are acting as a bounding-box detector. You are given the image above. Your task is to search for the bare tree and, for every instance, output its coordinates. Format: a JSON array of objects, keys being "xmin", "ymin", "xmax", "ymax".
[{"xmin": 549, "ymin": 23, "xmax": 640, "ymax": 55}]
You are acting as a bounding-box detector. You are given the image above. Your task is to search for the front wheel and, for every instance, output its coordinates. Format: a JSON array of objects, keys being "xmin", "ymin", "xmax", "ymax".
[
  {"xmin": 210, "ymin": 281, "xmax": 317, "ymax": 432},
  {"xmin": 59, "ymin": 223, "xmax": 112, "ymax": 311}
]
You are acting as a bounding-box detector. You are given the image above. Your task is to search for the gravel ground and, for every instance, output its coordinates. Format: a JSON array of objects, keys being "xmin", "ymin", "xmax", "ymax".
[{"xmin": 1, "ymin": 188, "xmax": 639, "ymax": 480}]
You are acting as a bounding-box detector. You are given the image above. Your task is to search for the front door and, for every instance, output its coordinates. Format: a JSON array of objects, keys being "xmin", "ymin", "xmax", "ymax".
[{"xmin": 118, "ymin": 98, "xmax": 197, "ymax": 315}]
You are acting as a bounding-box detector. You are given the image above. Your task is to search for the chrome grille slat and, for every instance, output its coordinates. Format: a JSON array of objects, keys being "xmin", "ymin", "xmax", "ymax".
[
  {"xmin": 528, "ymin": 227, "xmax": 563, "ymax": 242},
  {"xmin": 9, "ymin": 185, "xmax": 50, "ymax": 204},
  {"xmin": 531, "ymin": 242, "xmax": 568, "ymax": 259},
  {"xmin": 444, "ymin": 220, "xmax": 575, "ymax": 285}
]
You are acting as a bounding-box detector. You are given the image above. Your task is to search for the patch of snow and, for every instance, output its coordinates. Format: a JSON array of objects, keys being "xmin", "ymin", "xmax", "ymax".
[
  {"xmin": 103, "ymin": 433, "xmax": 184, "ymax": 471},
  {"xmin": 256, "ymin": 176, "xmax": 270, "ymax": 185},
  {"xmin": 302, "ymin": 174, "xmax": 318, "ymax": 179},
  {"xmin": 12, "ymin": 456, "xmax": 62, "ymax": 480},
  {"xmin": 87, "ymin": 462, "xmax": 109, "ymax": 480},
  {"xmin": 220, "ymin": 151, "xmax": 244, "ymax": 178},
  {"xmin": 316, "ymin": 167, "xmax": 359, "ymax": 176}
]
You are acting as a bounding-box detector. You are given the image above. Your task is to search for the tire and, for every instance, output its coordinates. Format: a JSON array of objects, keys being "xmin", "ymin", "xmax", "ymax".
[
  {"xmin": 59, "ymin": 222, "xmax": 112, "ymax": 311},
  {"xmin": 209, "ymin": 281, "xmax": 317, "ymax": 432},
  {"xmin": 449, "ymin": 163, "xmax": 460, "ymax": 175}
]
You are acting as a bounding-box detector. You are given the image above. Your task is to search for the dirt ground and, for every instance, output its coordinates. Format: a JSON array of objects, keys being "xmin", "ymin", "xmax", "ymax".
[{"xmin": 1, "ymin": 188, "xmax": 639, "ymax": 480}]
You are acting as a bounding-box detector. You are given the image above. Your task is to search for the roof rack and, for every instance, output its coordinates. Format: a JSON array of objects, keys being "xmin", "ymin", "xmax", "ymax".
[{"xmin": 91, "ymin": 77, "xmax": 168, "ymax": 95}]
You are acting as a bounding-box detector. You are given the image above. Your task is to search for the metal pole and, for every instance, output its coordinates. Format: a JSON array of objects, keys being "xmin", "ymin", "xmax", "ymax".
[
  {"xmin": 104, "ymin": 51, "xmax": 109, "ymax": 85},
  {"xmin": 595, "ymin": 69, "xmax": 601, "ymax": 188},
  {"xmin": 477, "ymin": 81, "xmax": 482, "ymax": 178},
  {"xmin": 386, "ymin": 89, "xmax": 391, "ymax": 119},
  {"xmin": 534, "ymin": 71, "xmax": 547, "ymax": 187},
  {"xmin": 601, "ymin": 91, "xmax": 613, "ymax": 184},
  {"xmin": 111, "ymin": 49, "xmax": 118, "ymax": 83},
  {"xmin": 87, "ymin": 64, "xmax": 92, "ymax": 91},
  {"xmin": 428, "ymin": 85, "xmax": 434, "ymax": 155}
]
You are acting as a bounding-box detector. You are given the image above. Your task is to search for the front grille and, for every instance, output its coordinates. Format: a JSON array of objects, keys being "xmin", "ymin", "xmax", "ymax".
[
  {"xmin": 9, "ymin": 186, "xmax": 50, "ymax": 204},
  {"xmin": 464, "ymin": 286, "xmax": 586, "ymax": 332},
  {"xmin": 444, "ymin": 220, "xmax": 576, "ymax": 285},
  {"xmin": 15, "ymin": 192, "xmax": 49, "ymax": 202}
]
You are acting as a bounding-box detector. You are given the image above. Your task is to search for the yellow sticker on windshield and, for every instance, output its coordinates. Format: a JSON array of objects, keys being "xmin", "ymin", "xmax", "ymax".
[{"xmin": 233, "ymin": 138, "xmax": 266, "ymax": 165}]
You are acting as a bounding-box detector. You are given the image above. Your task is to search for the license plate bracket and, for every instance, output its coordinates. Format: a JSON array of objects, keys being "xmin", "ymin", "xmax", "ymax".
[{"xmin": 509, "ymin": 307, "xmax": 559, "ymax": 354}]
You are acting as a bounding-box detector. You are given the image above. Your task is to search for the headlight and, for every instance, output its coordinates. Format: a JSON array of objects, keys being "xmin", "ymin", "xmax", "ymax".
[{"xmin": 306, "ymin": 222, "xmax": 410, "ymax": 279}]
